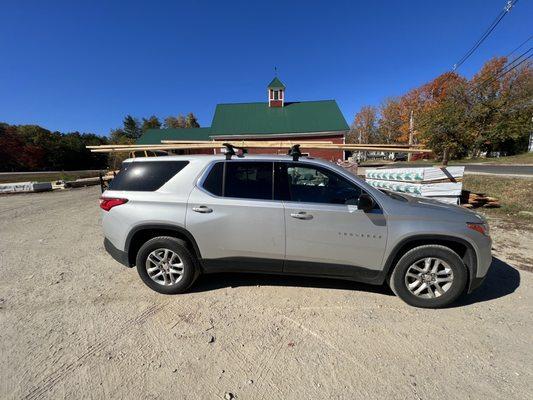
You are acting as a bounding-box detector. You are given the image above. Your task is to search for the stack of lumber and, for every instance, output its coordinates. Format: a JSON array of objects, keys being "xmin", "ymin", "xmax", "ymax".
[
  {"xmin": 365, "ymin": 166, "xmax": 465, "ymax": 204},
  {"xmin": 460, "ymin": 191, "xmax": 501, "ymax": 208},
  {"xmin": 0, "ymin": 181, "xmax": 52, "ymax": 194}
]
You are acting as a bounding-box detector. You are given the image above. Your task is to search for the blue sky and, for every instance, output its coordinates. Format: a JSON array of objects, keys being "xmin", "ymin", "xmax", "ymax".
[{"xmin": 1, "ymin": 0, "xmax": 531, "ymax": 135}]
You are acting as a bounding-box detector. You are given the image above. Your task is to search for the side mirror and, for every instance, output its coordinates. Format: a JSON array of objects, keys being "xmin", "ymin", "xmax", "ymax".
[{"xmin": 357, "ymin": 193, "xmax": 375, "ymax": 212}]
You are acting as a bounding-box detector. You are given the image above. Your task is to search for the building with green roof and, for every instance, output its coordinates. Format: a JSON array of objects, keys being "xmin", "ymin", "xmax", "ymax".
[{"xmin": 138, "ymin": 77, "xmax": 349, "ymax": 160}]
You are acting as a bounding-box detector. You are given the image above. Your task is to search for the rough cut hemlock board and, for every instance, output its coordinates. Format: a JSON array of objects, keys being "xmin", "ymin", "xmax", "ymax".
[{"xmin": 365, "ymin": 167, "xmax": 465, "ymax": 204}]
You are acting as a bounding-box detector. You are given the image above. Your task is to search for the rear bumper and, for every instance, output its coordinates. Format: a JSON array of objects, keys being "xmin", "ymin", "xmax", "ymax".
[{"xmin": 104, "ymin": 238, "xmax": 131, "ymax": 267}]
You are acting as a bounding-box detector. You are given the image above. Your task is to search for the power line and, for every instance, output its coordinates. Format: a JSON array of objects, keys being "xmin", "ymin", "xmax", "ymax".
[
  {"xmin": 473, "ymin": 47, "xmax": 532, "ymax": 90},
  {"xmin": 505, "ymin": 34, "xmax": 533, "ymax": 58},
  {"xmin": 452, "ymin": 0, "xmax": 518, "ymax": 71}
]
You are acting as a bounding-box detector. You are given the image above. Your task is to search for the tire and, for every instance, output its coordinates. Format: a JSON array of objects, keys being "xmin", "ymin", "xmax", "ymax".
[
  {"xmin": 390, "ymin": 245, "xmax": 467, "ymax": 308},
  {"xmin": 135, "ymin": 236, "xmax": 198, "ymax": 295}
]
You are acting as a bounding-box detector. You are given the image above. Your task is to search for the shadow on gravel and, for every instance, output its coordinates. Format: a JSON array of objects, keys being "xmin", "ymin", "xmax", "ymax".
[
  {"xmin": 191, "ymin": 257, "xmax": 520, "ymax": 306},
  {"xmin": 191, "ymin": 272, "xmax": 395, "ymax": 296},
  {"xmin": 454, "ymin": 257, "xmax": 521, "ymax": 307}
]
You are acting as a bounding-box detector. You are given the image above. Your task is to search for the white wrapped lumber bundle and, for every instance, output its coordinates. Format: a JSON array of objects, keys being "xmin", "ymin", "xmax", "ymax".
[
  {"xmin": 365, "ymin": 166, "xmax": 464, "ymax": 183},
  {"xmin": 365, "ymin": 166, "xmax": 465, "ymax": 204},
  {"xmin": 0, "ymin": 181, "xmax": 52, "ymax": 194}
]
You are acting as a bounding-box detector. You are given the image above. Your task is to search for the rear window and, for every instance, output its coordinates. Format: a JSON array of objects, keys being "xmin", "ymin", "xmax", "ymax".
[{"xmin": 109, "ymin": 161, "xmax": 189, "ymax": 191}]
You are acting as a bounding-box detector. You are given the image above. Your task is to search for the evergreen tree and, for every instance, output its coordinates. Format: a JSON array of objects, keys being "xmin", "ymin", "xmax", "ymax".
[
  {"xmin": 123, "ymin": 115, "xmax": 141, "ymax": 139},
  {"xmin": 141, "ymin": 115, "xmax": 161, "ymax": 132},
  {"xmin": 185, "ymin": 112, "xmax": 200, "ymax": 128}
]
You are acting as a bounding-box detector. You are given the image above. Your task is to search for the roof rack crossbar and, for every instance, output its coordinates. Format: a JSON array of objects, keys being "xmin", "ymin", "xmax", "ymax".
[{"xmin": 222, "ymin": 143, "xmax": 247, "ymax": 160}]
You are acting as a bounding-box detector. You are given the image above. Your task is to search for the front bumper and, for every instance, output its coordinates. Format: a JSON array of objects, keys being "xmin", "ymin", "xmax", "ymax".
[{"xmin": 104, "ymin": 238, "xmax": 131, "ymax": 267}]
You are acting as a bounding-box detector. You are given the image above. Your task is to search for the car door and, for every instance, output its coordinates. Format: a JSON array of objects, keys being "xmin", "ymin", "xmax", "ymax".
[
  {"xmin": 186, "ymin": 160, "xmax": 284, "ymax": 273},
  {"xmin": 276, "ymin": 162, "xmax": 388, "ymax": 279}
]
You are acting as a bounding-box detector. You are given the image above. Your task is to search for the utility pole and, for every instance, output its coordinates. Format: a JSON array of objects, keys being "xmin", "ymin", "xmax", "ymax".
[{"xmin": 407, "ymin": 110, "xmax": 414, "ymax": 162}]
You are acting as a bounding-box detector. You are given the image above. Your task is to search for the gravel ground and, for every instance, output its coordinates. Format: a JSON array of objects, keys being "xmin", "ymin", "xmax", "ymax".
[{"xmin": 0, "ymin": 186, "xmax": 531, "ymax": 400}]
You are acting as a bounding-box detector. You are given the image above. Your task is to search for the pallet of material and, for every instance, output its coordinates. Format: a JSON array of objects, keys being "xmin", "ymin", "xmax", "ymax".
[
  {"xmin": 0, "ymin": 181, "xmax": 52, "ymax": 194},
  {"xmin": 460, "ymin": 191, "xmax": 501, "ymax": 208},
  {"xmin": 365, "ymin": 179, "xmax": 462, "ymax": 196},
  {"xmin": 365, "ymin": 166, "xmax": 464, "ymax": 205},
  {"xmin": 365, "ymin": 166, "xmax": 464, "ymax": 183}
]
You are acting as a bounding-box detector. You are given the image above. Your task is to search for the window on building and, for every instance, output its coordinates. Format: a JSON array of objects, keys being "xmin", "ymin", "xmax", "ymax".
[{"xmin": 273, "ymin": 90, "xmax": 279, "ymax": 100}]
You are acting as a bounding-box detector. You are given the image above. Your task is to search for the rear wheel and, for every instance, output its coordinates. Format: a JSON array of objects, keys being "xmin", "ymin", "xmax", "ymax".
[
  {"xmin": 390, "ymin": 245, "xmax": 467, "ymax": 308},
  {"xmin": 136, "ymin": 236, "xmax": 198, "ymax": 294}
]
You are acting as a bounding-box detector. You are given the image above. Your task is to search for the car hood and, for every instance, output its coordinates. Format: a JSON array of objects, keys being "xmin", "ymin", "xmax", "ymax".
[{"xmin": 401, "ymin": 194, "xmax": 484, "ymax": 222}]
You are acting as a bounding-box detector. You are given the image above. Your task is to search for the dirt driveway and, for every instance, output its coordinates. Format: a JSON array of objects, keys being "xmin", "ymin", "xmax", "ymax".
[{"xmin": 0, "ymin": 187, "xmax": 531, "ymax": 399}]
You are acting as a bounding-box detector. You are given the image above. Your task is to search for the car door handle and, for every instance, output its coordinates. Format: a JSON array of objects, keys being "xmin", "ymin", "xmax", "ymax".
[
  {"xmin": 192, "ymin": 205, "xmax": 213, "ymax": 213},
  {"xmin": 290, "ymin": 212, "xmax": 313, "ymax": 220}
]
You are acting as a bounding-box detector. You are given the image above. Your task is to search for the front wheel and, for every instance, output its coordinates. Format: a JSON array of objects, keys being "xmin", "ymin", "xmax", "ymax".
[
  {"xmin": 136, "ymin": 236, "xmax": 198, "ymax": 294},
  {"xmin": 390, "ymin": 245, "xmax": 468, "ymax": 308}
]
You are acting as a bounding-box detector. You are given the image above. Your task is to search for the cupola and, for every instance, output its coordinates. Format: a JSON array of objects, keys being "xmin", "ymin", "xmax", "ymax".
[{"xmin": 267, "ymin": 77, "xmax": 285, "ymax": 107}]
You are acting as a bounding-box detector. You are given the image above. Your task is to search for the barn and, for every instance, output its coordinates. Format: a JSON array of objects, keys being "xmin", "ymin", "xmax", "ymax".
[{"xmin": 137, "ymin": 78, "xmax": 349, "ymax": 161}]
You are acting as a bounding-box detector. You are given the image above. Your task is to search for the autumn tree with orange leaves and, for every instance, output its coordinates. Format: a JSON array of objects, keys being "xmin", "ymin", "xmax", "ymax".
[{"xmin": 352, "ymin": 57, "xmax": 532, "ymax": 163}]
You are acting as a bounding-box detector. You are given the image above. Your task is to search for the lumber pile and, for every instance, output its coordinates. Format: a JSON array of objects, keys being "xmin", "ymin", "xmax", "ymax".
[
  {"xmin": 460, "ymin": 191, "xmax": 501, "ymax": 209},
  {"xmin": 365, "ymin": 166, "xmax": 464, "ymax": 204},
  {"xmin": 86, "ymin": 141, "xmax": 432, "ymax": 154}
]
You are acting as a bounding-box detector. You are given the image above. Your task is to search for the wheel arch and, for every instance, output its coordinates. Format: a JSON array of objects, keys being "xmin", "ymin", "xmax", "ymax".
[
  {"xmin": 125, "ymin": 224, "xmax": 202, "ymax": 267},
  {"xmin": 383, "ymin": 235, "xmax": 477, "ymax": 290}
]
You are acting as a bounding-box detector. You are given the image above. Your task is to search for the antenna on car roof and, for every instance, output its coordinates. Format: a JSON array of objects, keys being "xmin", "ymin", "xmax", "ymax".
[
  {"xmin": 222, "ymin": 143, "xmax": 247, "ymax": 160},
  {"xmin": 288, "ymin": 144, "xmax": 302, "ymax": 161}
]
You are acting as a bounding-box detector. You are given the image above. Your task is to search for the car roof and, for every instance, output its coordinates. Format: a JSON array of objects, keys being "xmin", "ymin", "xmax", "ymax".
[{"xmin": 124, "ymin": 154, "xmax": 319, "ymax": 163}]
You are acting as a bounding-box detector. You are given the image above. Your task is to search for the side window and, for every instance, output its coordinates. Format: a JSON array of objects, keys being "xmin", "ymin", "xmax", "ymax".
[
  {"xmin": 282, "ymin": 164, "xmax": 362, "ymax": 205},
  {"xmin": 202, "ymin": 162, "xmax": 224, "ymax": 196},
  {"xmin": 109, "ymin": 161, "xmax": 189, "ymax": 191},
  {"xmin": 225, "ymin": 162, "xmax": 273, "ymax": 200}
]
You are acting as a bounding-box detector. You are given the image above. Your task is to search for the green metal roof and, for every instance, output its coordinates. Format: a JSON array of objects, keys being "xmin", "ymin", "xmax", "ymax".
[
  {"xmin": 210, "ymin": 100, "xmax": 348, "ymax": 136},
  {"xmin": 267, "ymin": 77, "xmax": 285, "ymax": 89},
  {"xmin": 137, "ymin": 127, "xmax": 212, "ymax": 145},
  {"xmin": 137, "ymin": 100, "xmax": 348, "ymax": 144}
]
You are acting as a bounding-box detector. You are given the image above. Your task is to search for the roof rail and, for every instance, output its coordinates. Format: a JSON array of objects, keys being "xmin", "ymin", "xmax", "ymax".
[
  {"xmin": 288, "ymin": 144, "xmax": 302, "ymax": 161},
  {"xmin": 222, "ymin": 143, "xmax": 247, "ymax": 160}
]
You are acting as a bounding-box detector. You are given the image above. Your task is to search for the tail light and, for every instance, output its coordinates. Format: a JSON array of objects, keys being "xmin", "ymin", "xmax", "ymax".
[{"xmin": 100, "ymin": 197, "xmax": 128, "ymax": 212}]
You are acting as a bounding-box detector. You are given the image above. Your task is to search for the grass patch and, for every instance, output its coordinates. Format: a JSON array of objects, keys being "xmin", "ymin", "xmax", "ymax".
[
  {"xmin": 0, "ymin": 171, "xmax": 102, "ymax": 184},
  {"xmin": 359, "ymin": 152, "xmax": 532, "ymax": 166},
  {"xmin": 463, "ymin": 174, "xmax": 533, "ymax": 222},
  {"xmin": 451, "ymin": 152, "xmax": 533, "ymax": 165}
]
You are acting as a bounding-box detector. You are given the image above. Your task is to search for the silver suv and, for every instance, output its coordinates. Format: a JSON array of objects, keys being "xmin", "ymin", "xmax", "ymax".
[{"xmin": 100, "ymin": 153, "xmax": 492, "ymax": 308}]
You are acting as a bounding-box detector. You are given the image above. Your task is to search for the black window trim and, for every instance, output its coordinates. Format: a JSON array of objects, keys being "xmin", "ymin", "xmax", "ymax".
[{"xmin": 197, "ymin": 159, "xmax": 382, "ymax": 211}]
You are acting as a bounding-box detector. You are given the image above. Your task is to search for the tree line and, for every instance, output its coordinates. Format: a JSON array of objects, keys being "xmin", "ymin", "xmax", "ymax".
[
  {"xmin": 348, "ymin": 57, "xmax": 532, "ymax": 163},
  {"xmin": 0, "ymin": 113, "xmax": 200, "ymax": 172}
]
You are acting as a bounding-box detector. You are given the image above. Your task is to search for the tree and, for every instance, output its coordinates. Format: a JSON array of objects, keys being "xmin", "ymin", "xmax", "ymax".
[
  {"xmin": 123, "ymin": 115, "xmax": 141, "ymax": 139},
  {"xmin": 185, "ymin": 112, "xmax": 200, "ymax": 128},
  {"xmin": 465, "ymin": 57, "xmax": 533, "ymax": 155},
  {"xmin": 418, "ymin": 81, "xmax": 470, "ymax": 165},
  {"xmin": 378, "ymin": 98, "xmax": 403, "ymax": 143},
  {"xmin": 348, "ymin": 106, "xmax": 378, "ymax": 144},
  {"xmin": 164, "ymin": 115, "xmax": 186, "ymax": 128},
  {"xmin": 141, "ymin": 115, "xmax": 161, "ymax": 132}
]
